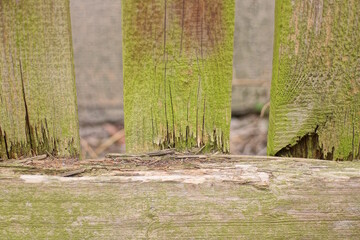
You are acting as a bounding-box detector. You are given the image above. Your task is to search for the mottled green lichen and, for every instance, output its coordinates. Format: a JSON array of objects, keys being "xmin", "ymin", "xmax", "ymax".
[
  {"xmin": 268, "ymin": 0, "xmax": 360, "ymax": 160},
  {"xmin": 122, "ymin": 0, "xmax": 235, "ymax": 153},
  {"xmin": 0, "ymin": 0, "xmax": 80, "ymax": 159}
]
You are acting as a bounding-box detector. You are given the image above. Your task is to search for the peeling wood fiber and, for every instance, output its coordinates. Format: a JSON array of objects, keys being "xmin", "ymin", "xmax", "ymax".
[
  {"xmin": 0, "ymin": 0, "xmax": 80, "ymax": 159},
  {"xmin": 122, "ymin": 0, "xmax": 235, "ymax": 153},
  {"xmin": 268, "ymin": 0, "xmax": 360, "ymax": 160}
]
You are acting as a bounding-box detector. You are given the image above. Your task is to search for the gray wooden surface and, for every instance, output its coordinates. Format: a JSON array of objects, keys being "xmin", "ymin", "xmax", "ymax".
[{"xmin": 1, "ymin": 155, "xmax": 359, "ymax": 239}]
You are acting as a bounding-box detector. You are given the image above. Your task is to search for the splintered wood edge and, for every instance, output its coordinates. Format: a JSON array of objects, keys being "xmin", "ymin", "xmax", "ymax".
[{"xmin": 0, "ymin": 154, "xmax": 359, "ymax": 179}]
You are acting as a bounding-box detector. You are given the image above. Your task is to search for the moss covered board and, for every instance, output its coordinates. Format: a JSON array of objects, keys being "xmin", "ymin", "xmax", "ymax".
[
  {"xmin": 268, "ymin": 0, "xmax": 360, "ymax": 160},
  {"xmin": 0, "ymin": 0, "xmax": 80, "ymax": 159},
  {"xmin": 1, "ymin": 156, "xmax": 360, "ymax": 238},
  {"xmin": 122, "ymin": 0, "xmax": 235, "ymax": 153}
]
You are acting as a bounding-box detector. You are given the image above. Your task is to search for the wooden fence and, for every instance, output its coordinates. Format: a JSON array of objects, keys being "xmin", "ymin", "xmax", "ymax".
[{"xmin": 0, "ymin": 0, "xmax": 359, "ymax": 238}]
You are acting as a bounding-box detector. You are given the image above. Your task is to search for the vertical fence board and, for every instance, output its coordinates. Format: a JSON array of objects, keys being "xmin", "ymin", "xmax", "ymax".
[
  {"xmin": 122, "ymin": 0, "xmax": 235, "ymax": 153},
  {"xmin": 0, "ymin": 0, "xmax": 79, "ymax": 159},
  {"xmin": 268, "ymin": 0, "xmax": 360, "ymax": 160}
]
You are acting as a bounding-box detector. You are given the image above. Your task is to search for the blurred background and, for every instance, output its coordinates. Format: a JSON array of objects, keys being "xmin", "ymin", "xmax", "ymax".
[{"xmin": 70, "ymin": 0, "xmax": 275, "ymax": 158}]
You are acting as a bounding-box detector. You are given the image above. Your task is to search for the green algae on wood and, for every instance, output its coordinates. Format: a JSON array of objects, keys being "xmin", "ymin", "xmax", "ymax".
[
  {"xmin": 122, "ymin": 0, "xmax": 235, "ymax": 153},
  {"xmin": 0, "ymin": 0, "xmax": 80, "ymax": 159},
  {"xmin": 268, "ymin": 0, "xmax": 360, "ymax": 160},
  {"xmin": 1, "ymin": 156, "xmax": 360, "ymax": 238}
]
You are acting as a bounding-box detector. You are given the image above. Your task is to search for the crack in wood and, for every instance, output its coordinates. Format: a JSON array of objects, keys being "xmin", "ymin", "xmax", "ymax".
[
  {"xmin": 195, "ymin": 53, "xmax": 202, "ymax": 146},
  {"xmin": 19, "ymin": 58, "xmax": 34, "ymax": 154},
  {"xmin": 163, "ymin": 0, "xmax": 169, "ymax": 145},
  {"xmin": 169, "ymin": 82, "xmax": 175, "ymax": 145},
  {"xmin": 3, "ymin": 130, "xmax": 10, "ymax": 159},
  {"xmin": 201, "ymin": 96, "xmax": 206, "ymax": 145}
]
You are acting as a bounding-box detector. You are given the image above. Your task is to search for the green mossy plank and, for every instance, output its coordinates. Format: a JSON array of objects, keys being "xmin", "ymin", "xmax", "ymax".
[
  {"xmin": 268, "ymin": 0, "xmax": 360, "ymax": 160},
  {"xmin": 0, "ymin": 0, "xmax": 80, "ymax": 159},
  {"xmin": 122, "ymin": 0, "xmax": 235, "ymax": 153},
  {"xmin": 1, "ymin": 157, "xmax": 360, "ymax": 239}
]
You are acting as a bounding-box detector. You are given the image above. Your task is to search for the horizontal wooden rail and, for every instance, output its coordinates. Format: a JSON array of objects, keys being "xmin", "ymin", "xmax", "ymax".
[{"xmin": 1, "ymin": 155, "xmax": 359, "ymax": 239}]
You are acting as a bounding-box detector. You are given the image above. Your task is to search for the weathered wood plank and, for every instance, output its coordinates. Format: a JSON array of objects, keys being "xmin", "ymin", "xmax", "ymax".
[
  {"xmin": 122, "ymin": 0, "xmax": 235, "ymax": 153},
  {"xmin": 0, "ymin": 0, "xmax": 80, "ymax": 159},
  {"xmin": 268, "ymin": 0, "xmax": 360, "ymax": 160},
  {"xmin": 0, "ymin": 156, "xmax": 359, "ymax": 239}
]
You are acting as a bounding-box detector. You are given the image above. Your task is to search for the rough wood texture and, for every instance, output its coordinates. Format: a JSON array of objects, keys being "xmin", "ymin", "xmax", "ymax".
[
  {"xmin": 268, "ymin": 0, "xmax": 360, "ymax": 160},
  {"xmin": 0, "ymin": 156, "xmax": 360, "ymax": 238},
  {"xmin": 0, "ymin": 0, "xmax": 80, "ymax": 159},
  {"xmin": 122, "ymin": 0, "xmax": 235, "ymax": 153}
]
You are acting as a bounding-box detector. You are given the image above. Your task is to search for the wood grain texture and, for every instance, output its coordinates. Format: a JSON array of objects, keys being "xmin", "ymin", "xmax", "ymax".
[
  {"xmin": 122, "ymin": 0, "xmax": 235, "ymax": 153},
  {"xmin": 268, "ymin": 0, "xmax": 360, "ymax": 160},
  {"xmin": 0, "ymin": 0, "xmax": 80, "ymax": 159},
  {"xmin": 0, "ymin": 156, "xmax": 360, "ymax": 239}
]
